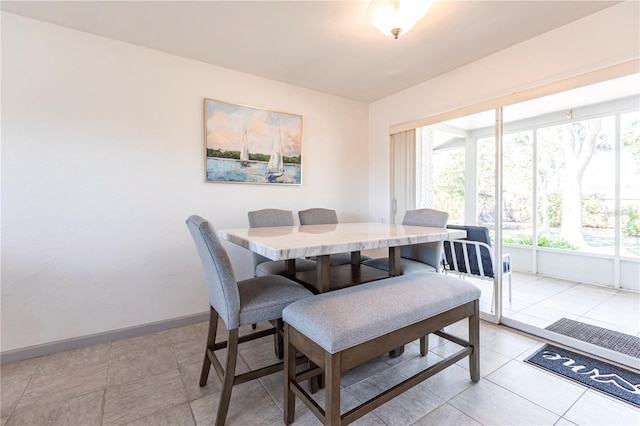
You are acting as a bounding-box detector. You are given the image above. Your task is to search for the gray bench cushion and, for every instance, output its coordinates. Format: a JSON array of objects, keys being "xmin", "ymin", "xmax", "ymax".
[{"xmin": 282, "ymin": 272, "xmax": 481, "ymax": 354}]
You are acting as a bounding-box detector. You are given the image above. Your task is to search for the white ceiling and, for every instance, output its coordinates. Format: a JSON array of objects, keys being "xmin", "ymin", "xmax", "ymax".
[{"xmin": 1, "ymin": 0, "xmax": 622, "ymax": 103}]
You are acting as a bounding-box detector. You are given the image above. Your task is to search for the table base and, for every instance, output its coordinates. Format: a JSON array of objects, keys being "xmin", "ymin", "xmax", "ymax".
[{"xmin": 293, "ymin": 264, "xmax": 391, "ymax": 294}]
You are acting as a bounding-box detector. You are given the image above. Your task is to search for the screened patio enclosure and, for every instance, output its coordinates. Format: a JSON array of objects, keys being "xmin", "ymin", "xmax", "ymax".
[
  {"xmin": 416, "ymin": 73, "xmax": 640, "ymax": 296},
  {"xmin": 388, "ymin": 71, "xmax": 640, "ymax": 331}
]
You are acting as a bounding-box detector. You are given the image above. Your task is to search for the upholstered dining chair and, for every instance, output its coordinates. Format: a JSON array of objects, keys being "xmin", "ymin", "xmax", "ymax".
[
  {"xmin": 298, "ymin": 207, "xmax": 371, "ymax": 266},
  {"xmin": 363, "ymin": 208, "xmax": 450, "ymax": 274},
  {"xmin": 247, "ymin": 209, "xmax": 317, "ymax": 277},
  {"xmin": 185, "ymin": 215, "xmax": 313, "ymax": 426}
]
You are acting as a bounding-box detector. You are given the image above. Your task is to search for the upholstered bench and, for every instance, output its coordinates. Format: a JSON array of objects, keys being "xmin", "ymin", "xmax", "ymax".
[{"xmin": 282, "ymin": 272, "xmax": 481, "ymax": 425}]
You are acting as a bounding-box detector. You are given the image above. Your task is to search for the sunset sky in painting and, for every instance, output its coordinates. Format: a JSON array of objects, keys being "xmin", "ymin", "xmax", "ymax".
[{"xmin": 205, "ymin": 99, "xmax": 302, "ymax": 157}]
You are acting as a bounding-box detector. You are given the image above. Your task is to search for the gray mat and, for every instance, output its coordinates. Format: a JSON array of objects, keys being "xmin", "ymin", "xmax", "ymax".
[
  {"xmin": 526, "ymin": 344, "xmax": 640, "ymax": 408},
  {"xmin": 546, "ymin": 318, "xmax": 640, "ymax": 358}
]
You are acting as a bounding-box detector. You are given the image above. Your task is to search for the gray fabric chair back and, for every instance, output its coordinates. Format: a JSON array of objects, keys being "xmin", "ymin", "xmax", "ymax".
[
  {"xmin": 401, "ymin": 208, "xmax": 449, "ymax": 271},
  {"xmin": 248, "ymin": 208, "xmax": 295, "ymax": 227},
  {"xmin": 247, "ymin": 209, "xmax": 295, "ymax": 271},
  {"xmin": 186, "ymin": 215, "xmax": 241, "ymax": 329},
  {"xmin": 298, "ymin": 208, "xmax": 339, "ymax": 225}
]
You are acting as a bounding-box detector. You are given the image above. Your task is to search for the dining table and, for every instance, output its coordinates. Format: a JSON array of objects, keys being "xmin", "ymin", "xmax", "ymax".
[{"xmin": 218, "ymin": 222, "xmax": 467, "ymax": 294}]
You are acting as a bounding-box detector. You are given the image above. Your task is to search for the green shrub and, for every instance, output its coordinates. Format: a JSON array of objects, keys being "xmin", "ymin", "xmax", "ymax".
[
  {"xmin": 503, "ymin": 234, "xmax": 577, "ymax": 250},
  {"xmin": 503, "ymin": 235, "xmax": 532, "ymax": 245},
  {"xmin": 538, "ymin": 193, "xmax": 562, "ymax": 227},
  {"xmin": 538, "ymin": 236, "xmax": 578, "ymax": 250},
  {"xmin": 622, "ymin": 205, "xmax": 640, "ymax": 237},
  {"xmin": 582, "ymin": 195, "xmax": 612, "ymax": 229}
]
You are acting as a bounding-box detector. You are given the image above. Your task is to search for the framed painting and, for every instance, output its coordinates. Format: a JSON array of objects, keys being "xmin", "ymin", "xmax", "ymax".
[{"xmin": 204, "ymin": 98, "xmax": 303, "ymax": 185}]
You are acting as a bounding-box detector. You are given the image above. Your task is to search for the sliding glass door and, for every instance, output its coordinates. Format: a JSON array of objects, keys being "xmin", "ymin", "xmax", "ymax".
[{"xmin": 412, "ymin": 73, "xmax": 639, "ymax": 330}]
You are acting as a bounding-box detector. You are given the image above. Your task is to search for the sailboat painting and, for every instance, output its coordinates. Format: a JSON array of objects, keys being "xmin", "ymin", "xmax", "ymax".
[{"xmin": 204, "ymin": 98, "xmax": 302, "ymax": 185}]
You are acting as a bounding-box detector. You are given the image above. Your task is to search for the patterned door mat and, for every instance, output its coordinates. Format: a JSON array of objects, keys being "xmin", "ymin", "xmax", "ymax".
[
  {"xmin": 525, "ymin": 344, "xmax": 640, "ymax": 408},
  {"xmin": 546, "ymin": 318, "xmax": 640, "ymax": 358}
]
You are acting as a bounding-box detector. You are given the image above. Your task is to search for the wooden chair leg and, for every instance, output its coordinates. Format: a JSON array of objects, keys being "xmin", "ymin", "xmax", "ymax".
[
  {"xmin": 200, "ymin": 307, "xmax": 219, "ymax": 386},
  {"xmin": 420, "ymin": 335, "xmax": 428, "ymax": 356},
  {"xmin": 469, "ymin": 300, "xmax": 480, "ymax": 382},
  {"xmin": 215, "ymin": 328, "xmax": 239, "ymax": 426},
  {"xmin": 274, "ymin": 318, "xmax": 284, "ymax": 359},
  {"xmin": 284, "ymin": 325, "xmax": 296, "ymax": 425}
]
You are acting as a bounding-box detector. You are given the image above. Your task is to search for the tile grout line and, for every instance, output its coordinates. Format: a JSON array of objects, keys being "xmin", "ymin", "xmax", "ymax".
[
  {"xmin": 101, "ymin": 341, "xmax": 113, "ymax": 425},
  {"xmin": 3, "ymin": 365, "xmax": 39, "ymax": 423},
  {"xmin": 169, "ymin": 338, "xmax": 197, "ymax": 426}
]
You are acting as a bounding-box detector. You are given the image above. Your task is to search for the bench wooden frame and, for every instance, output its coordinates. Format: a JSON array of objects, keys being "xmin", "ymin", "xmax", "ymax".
[{"xmin": 284, "ymin": 299, "xmax": 480, "ymax": 425}]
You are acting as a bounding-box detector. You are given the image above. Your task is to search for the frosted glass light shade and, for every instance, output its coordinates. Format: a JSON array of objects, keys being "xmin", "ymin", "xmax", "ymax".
[{"xmin": 367, "ymin": 0, "xmax": 432, "ymax": 39}]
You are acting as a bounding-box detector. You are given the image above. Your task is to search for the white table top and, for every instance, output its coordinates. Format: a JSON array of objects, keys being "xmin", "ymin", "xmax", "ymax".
[{"xmin": 219, "ymin": 222, "xmax": 466, "ymax": 261}]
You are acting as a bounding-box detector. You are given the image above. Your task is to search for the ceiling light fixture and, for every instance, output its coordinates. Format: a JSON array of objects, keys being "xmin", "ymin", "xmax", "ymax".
[{"xmin": 366, "ymin": 0, "xmax": 432, "ymax": 39}]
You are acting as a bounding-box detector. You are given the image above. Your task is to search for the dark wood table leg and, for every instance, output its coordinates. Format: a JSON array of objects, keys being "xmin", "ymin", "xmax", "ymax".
[
  {"xmin": 350, "ymin": 251, "xmax": 361, "ymax": 264},
  {"xmin": 389, "ymin": 246, "xmax": 401, "ymax": 276},
  {"xmin": 285, "ymin": 259, "xmax": 296, "ymax": 276},
  {"xmin": 316, "ymin": 255, "xmax": 331, "ymax": 293}
]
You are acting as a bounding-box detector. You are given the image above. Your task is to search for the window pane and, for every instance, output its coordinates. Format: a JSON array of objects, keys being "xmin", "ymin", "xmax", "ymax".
[
  {"xmin": 621, "ymin": 111, "xmax": 640, "ymax": 258},
  {"xmin": 503, "ymin": 131, "xmax": 533, "ymax": 245},
  {"xmin": 537, "ymin": 116, "xmax": 616, "ymax": 253},
  {"xmin": 433, "ymin": 148, "xmax": 465, "ymax": 224},
  {"xmin": 477, "ymin": 136, "xmax": 495, "ymax": 233},
  {"xmin": 581, "ymin": 117, "xmax": 616, "ymax": 254}
]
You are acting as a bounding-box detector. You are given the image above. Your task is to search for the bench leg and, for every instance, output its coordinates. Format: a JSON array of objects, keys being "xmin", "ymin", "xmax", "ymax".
[
  {"xmin": 389, "ymin": 346, "xmax": 405, "ymax": 358},
  {"xmin": 284, "ymin": 325, "xmax": 296, "ymax": 425},
  {"xmin": 469, "ymin": 300, "xmax": 480, "ymax": 382},
  {"xmin": 324, "ymin": 352, "xmax": 341, "ymax": 426},
  {"xmin": 419, "ymin": 335, "xmax": 428, "ymax": 356}
]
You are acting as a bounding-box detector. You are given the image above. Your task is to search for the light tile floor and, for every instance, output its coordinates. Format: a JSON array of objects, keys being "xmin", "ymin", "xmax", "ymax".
[
  {"xmin": 472, "ymin": 272, "xmax": 640, "ymax": 337},
  {"xmin": 2, "ymin": 314, "xmax": 640, "ymax": 425}
]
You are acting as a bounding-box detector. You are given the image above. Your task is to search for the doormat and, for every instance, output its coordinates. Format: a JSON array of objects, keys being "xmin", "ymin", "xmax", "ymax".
[
  {"xmin": 525, "ymin": 344, "xmax": 640, "ymax": 408},
  {"xmin": 546, "ymin": 318, "xmax": 640, "ymax": 358}
]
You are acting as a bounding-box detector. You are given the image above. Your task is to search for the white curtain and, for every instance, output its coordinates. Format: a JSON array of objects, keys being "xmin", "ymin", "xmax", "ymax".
[
  {"xmin": 418, "ymin": 127, "xmax": 434, "ymax": 208},
  {"xmin": 390, "ymin": 130, "xmax": 416, "ymax": 224}
]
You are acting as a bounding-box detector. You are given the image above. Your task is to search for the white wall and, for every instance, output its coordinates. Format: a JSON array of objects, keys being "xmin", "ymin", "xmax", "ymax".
[
  {"xmin": 4, "ymin": 2, "xmax": 639, "ymax": 354},
  {"xmin": 1, "ymin": 13, "xmax": 369, "ymax": 352},
  {"xmin": 369, "ymin": 1, "xmax": 640, "ymax": 223}
]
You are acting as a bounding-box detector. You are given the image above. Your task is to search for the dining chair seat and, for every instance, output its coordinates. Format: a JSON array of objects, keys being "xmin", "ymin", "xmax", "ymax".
[
  {"xmin": 362, "ymin": 257, "xmax": 437, "ymax": 274},
  {"xmin": 237, "ymin": 276, "xmax": 314, "ymax": 325},
  {"xmin": 255, "ymin": 258, "xmax": 318, "ymax": 277}
]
